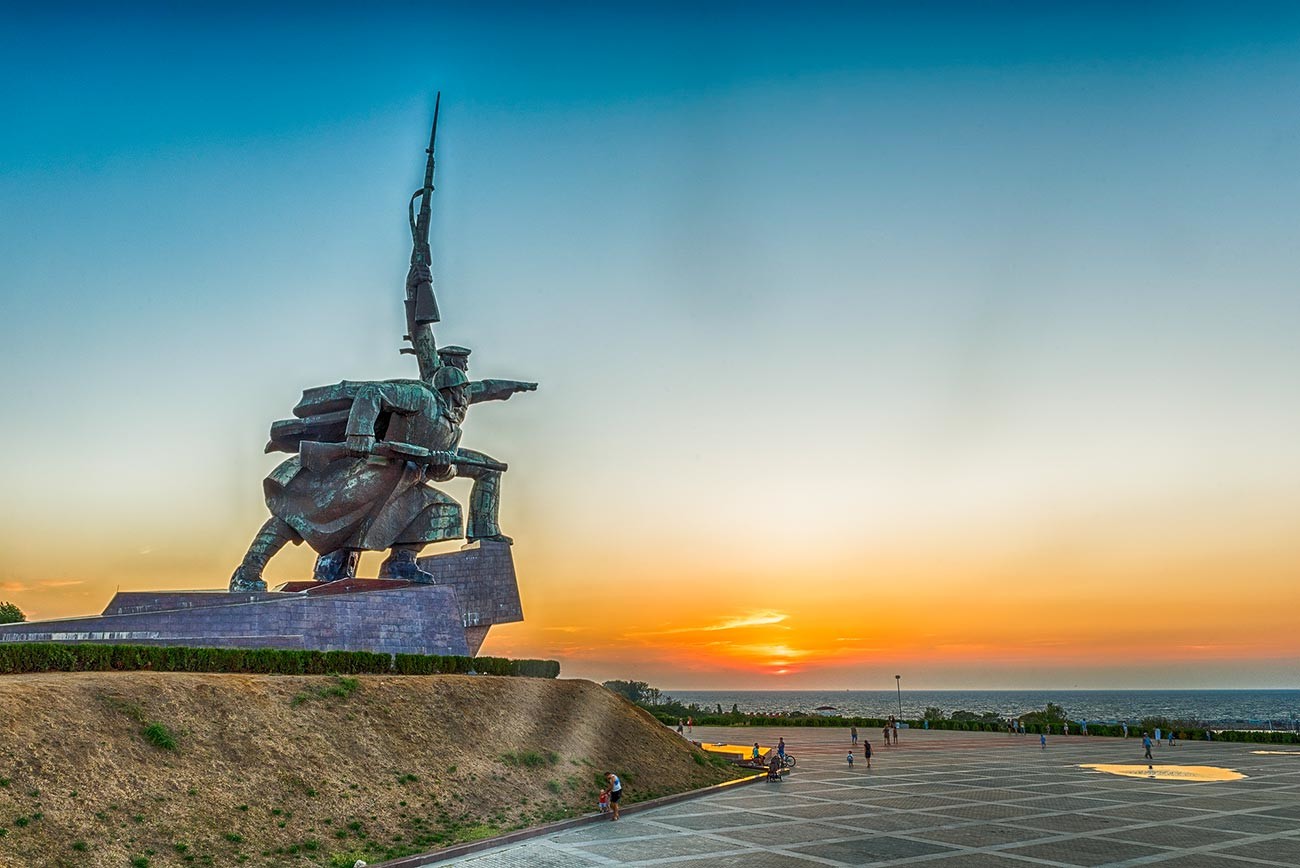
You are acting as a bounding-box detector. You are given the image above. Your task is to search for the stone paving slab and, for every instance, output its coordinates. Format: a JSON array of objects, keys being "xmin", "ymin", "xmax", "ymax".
[
  {"xmin": 1002, "ymin": 835, "xmax": 1166, "ymax": 865},
  {"xmin": 1144, "ymin": 856, "xmax": 1280, "ymax": 868},
  {"xmin": 425, "ymin": 726, "xmax": 1300, "ymax": 868}
]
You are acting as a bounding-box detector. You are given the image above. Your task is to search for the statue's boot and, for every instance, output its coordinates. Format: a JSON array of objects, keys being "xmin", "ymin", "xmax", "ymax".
[
  {"xmin": 466, "ymin": 470, "xmax": 512, "ymax": 545},
  {"xmin": 313, "ymin": 549, "xmax": 359, "ymax": 583},
  {"xmin": 378, "ymin": 545, "xmax": 435, "ymax": 584},
  {"xmin": 229, "ymin": 517, "xmax": 296, "ymax": 592}
]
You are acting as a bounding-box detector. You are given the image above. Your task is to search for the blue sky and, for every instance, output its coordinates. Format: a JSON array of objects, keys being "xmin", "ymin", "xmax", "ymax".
[{"xmin": 2, "ymin": 3, "xmax": 1298, "ymax": 687}]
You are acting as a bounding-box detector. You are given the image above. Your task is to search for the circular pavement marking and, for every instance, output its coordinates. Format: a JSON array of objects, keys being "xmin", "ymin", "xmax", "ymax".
[{"xmin": 1079, "ymin": 763, "xmax": 1245, "ymax": 781}]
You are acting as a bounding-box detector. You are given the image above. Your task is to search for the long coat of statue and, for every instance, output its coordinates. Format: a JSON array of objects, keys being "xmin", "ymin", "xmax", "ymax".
[{"xmin": 265, "ymin": 380, "xmax": 464, "ymax": 554}]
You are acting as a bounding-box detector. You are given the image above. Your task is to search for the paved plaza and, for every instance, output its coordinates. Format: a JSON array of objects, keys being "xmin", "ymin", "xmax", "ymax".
[{"xmin": 432, "ymin": 725, "xmax": 1300, "ymax": 867}]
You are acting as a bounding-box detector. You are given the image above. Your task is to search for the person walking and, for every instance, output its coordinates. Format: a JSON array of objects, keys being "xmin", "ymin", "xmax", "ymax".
[
  {"xmin": 686, "ymin": 716, "xmax": 693, "ymax": 734},
  {"xmin": 1040, "ymin": 731, "xmax": 1047, "ymax": 750},
  {"xmin": 851, "ymin": 725, "xmax": 858, "ymax": 746},
  {"xmin": 846, "ymin": 750, "xmax": 854, "ymax": 768},
  {"xmin": 883, "ymin": 725, "xmax": 891, "ymax": 746},
  {"xmin": 863, "ymin": 738, "xmax": 872, "ymax": 768},
  {"xmin": 1122, "ymin": 722, "xmax": 1128, "ymax": 738},
  {"xmin": 1143, "ymin": 732, "xmax": 1153, "ymax": 763},
  {"xmin": 605, "ymin": 772, "xmax": 622, "ymax": 821}
]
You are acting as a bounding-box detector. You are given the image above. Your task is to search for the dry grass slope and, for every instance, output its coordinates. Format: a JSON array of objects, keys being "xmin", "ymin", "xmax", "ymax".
[{"xmin": 0, "ymin": 673, "xmax": 740, "ymax": 867}]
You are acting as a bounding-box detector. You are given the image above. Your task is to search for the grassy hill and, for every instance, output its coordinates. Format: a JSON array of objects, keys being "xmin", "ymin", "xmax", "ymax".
[{"xmin": 0, "ymin": 672, "xmax": 741, "ymax": 867}]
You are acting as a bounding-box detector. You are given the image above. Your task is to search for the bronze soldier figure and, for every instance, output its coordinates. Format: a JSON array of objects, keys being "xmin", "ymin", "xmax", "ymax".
[{"xmin": 229, "ymin": 369, "xmax": 473, "ymax": 591}]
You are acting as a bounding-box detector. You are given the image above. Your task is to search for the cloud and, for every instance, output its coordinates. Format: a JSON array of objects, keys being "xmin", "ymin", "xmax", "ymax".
[
  {"xmin": 635, "ymin": 611, "xmax": 789, "ymax": 637},
  {"xmin": 723, "ymin": 643, "xmax": 813, "ymax": 660},
  {"xmin": 0, "ymin": 579, "xmax": 84, "ymax": 593}
]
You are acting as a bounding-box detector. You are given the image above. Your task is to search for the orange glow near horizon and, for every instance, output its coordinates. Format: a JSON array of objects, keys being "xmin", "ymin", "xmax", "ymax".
[{"xmin": 3, "ymin": 484, "xmax": 1299, "ymax": 690}]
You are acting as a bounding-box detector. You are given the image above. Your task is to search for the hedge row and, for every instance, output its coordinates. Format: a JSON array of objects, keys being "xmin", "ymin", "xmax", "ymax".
[
  {"xmin": 652, "ymin": 711, "xmax": 1300, "ymax": 744},
  {"xmin": 392, "ymin": 653, "xmax": 559, "ymax": 678},
  {"xmin": 654, "ymin": 712, "xmax": 896, "ymax": 729},
  {"xmin": 910, "ymin": 720, "xmax": 1300, "ymax": 743},
  {"xmin": 0, "ymin": 643, "xmax": 559, "ymax": 678}
]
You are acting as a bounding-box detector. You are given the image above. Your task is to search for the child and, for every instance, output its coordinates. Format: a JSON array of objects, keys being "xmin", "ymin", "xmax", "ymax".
[
  {"xmin": 597, "ymin": 788, "xmax": 610, "ymax": 814},
  {"xmin": 1040, "ymin": 732, "xmax": 1047, "ymax": 750},
  {"xmin": 766, "ymin": 755, "xmax": 782, "ymax": 782},
  {"xmin": 846, "ymin": 751, "xmax": 854, "ymax": 767}
]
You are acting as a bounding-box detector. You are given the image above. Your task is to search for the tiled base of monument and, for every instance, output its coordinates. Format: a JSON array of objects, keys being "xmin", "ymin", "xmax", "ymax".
[{"xmin": 0, "ymin": 541, "xmax": 521, "ymax": 657}]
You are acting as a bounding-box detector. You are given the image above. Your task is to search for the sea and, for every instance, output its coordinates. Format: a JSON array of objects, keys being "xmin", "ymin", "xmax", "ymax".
[{"xmin": 668, "ymin": 690, "xmax": 1300, "ymax": 727}]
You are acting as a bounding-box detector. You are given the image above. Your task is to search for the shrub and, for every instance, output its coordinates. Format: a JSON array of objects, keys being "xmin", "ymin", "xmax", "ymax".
[
  {"xmin": 142, "ymin": 722, "xmax": 177, "ymax": 750},
  {"xmin": 500, "ymin": 750, "xmax": 554, "ymax": 768}
]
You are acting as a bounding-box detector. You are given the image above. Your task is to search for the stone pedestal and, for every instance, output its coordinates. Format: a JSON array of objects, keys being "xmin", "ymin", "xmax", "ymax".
[{"xmin": 0, "ymin": 541, "xmax": 521, "ymax": 657}]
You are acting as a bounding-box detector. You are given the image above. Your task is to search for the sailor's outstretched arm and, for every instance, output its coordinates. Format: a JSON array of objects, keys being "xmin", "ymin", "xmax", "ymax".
[{"xmin": 468, "ymin": 378, "xmax": 539, "ymax": 405}]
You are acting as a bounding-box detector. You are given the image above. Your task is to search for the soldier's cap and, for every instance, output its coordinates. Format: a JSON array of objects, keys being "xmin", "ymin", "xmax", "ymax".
[{"xmin": 436, "ymin": 345, "xmax": 472, "ymax": 359}]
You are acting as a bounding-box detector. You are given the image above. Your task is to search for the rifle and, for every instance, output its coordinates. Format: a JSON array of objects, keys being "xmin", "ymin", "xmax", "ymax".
[
  {"xmin": 300, "ymin": 439, "xmax": 507, "ymax": 475},
  {"xmin": 402, "ymin": 92, "xmax": 442, "ymax": 380}
]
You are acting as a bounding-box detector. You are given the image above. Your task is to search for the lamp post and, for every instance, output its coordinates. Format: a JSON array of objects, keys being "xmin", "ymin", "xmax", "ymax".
[{"xmin": 895, "ymin": 674, "xmax": 903, "ymax": 719}]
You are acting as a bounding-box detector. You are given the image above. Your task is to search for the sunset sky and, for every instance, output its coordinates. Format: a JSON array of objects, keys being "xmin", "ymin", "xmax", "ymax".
[{"xmin": 1, "ymin": 3, "xmax": 1297, "ymax": 689}]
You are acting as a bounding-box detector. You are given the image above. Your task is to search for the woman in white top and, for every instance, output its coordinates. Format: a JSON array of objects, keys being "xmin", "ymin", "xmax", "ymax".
[{"xmin": 605, "ymin": 772, "xmax": 622, "ymax": 820}]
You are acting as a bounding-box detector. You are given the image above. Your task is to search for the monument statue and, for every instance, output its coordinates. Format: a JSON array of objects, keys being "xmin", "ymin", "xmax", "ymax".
[
  {"xmin": 1, "ymin": 93, "xmax": 530, "ymax": 658},
  {"xmin": 230, "ymin": 93, "xmax": 537, "ymax": 592}
]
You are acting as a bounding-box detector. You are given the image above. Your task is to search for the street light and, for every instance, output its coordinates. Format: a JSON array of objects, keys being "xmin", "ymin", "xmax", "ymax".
[{"xmin": 895, "ymin": 674, "xmax": 903, "ymax": 719}]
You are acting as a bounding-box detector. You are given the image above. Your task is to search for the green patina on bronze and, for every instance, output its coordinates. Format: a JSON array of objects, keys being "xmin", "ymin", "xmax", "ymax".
[{"xmin": 229, "ymin": 95, "xmax": 536, "ymax": 592}]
